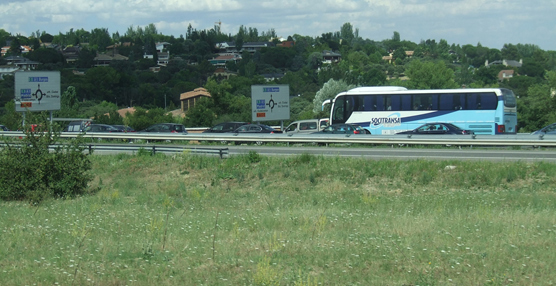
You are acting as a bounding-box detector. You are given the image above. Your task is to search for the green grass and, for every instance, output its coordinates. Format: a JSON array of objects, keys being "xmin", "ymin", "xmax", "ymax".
[{"xmin": 1, "ymin": 153, "xmax": 556, "ymax": 285}]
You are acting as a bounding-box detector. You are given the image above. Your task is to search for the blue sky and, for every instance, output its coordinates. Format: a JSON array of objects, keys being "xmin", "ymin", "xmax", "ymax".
[{"xmin": 2, "ymin": 0, "xmax": 555, "ymax": 51}]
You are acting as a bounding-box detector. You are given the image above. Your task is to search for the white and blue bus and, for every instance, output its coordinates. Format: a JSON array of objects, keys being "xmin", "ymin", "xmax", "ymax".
[{"xmin": 328, "ymin": 86, "xmax": 517, "ymax": 135}]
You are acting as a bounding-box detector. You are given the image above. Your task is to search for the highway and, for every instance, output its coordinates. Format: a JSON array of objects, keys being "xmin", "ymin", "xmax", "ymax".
[{"xmin": 225, "ymin": 145, "xmax": 556, "ymax": 162}]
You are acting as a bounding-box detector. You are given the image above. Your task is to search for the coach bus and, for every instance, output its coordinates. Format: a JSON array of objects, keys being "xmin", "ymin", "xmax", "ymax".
[{"xmin": 328, "ymin": 86, "xmax": 517, "ymax": 135}]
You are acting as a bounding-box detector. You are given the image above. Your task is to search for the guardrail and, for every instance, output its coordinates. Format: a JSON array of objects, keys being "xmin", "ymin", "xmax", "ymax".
[
  {"xmin": 1, "ymin": 131, "xmax": 556, "ymax": 147},
  {"xmin": 0, "ymin": 141, "xmax": 229, "ymax": 158}
]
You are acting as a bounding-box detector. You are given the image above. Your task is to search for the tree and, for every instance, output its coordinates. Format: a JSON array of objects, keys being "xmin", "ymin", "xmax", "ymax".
[
  {"xmin": 405, "ymin": 60, "xmax": 458, "ymax": 89},
  {"xmin": 56, "ymin": 86, "xmax": 80, "ymax": 118},
  {"xmin": 392, "ymin": 31, "xmax": 400, "ymax": 42},
  {"xmin": 313, "ymin": 79, "xmax": 355, "ymax": 113},
  {"xmin": 8, "ymin": 37, "xmax": 22, "ymax": 55},
  {"xmin": 340, "ymin": 23, "xmax": 355, "ymax": 43},
  {"xmin": 518, "ymin": 71, "xmax": 556, "ymax": 131},
  {"xmin": 185, "ymin": 97, "xmax": 216, "ymax": 127},
  {"xmin": 501, "ymin": 44, "xmax": 519, "ymax": 60},
  {"xmin": 25, "ymin": 48, "xmax": 65, "ymax": 65},
  {"xmin": 39, "ymin": 32, "xmax": 53, "ymax": 43},
  {"xmin": 235, "ymin": 25, "xmax": 245, "ymax": 52},
  {"xmin": 76, "ymin": 46, "xmax": 96, "ymax": 68}
]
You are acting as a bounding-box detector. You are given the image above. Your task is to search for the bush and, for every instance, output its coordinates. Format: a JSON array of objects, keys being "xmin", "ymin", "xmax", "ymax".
[{"xmin": 0, "ymin": 123, "xmax": 92, "ymax": 203}]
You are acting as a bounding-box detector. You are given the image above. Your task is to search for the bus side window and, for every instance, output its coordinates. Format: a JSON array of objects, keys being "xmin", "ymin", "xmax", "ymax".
[
  {"xmin": 376, "ymin": 95, "xmax": 385, "ymax": 110},
  {"xmin": 401, "ymin": 95, "xmax": 412, "ymax": 110},
  {"xmin": 439, "ymin": 94, "xmax": 453, "ymax": 110},
  {"xmin": 430, "ymin": 94, "xmax": 439, "ymax": 110},
  {"xmin": 467, "ymin": 93, "xmax": 478, "ymax": 110},
  {"xmin": 481, "ymin": 93, "xmax": 497, "ymax": 109}
]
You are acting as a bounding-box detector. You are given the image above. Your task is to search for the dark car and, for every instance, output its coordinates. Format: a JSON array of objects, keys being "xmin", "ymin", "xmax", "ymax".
[
  {"xmin": 532, "ymin": 123, "xmax": 556, "ymax": 135},
  {"xmin": 83, "ymin": 124, "xmax": 121, "ymax": 133},
  {"xmin": 0, "ymin": 124, "xmax": 8, "ymax": 131},
  {"xmin": 113, "ymin": 125, "xmax": 136, "ymax": 132},
  {"xmin": 233, "ymin": 124, "xmax": 280, "ymax": 145},
  {"xmin": 141, "ymin": 123, "xmax": 188, "ymax": 134},
  {"xmin": 316, "ymin": 123, "xmax": 366, "ymax": 134},
  {"xmin": 352, "ymin": 124, "xmax": 371, "ymax": 134},
  {"xmin": 396, "ymin": 123, "xmax": 474, "ymax": 135},
  {"xmin": 234, "ymin": 124, "xmax": 280, "ymax": 134},
  {"xmin": 204, "ymin": 122, "xmax": 247, "ymax": 133}
]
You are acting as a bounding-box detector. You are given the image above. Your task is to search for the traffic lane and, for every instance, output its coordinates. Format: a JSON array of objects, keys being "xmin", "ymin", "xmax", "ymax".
[{"xmin": 226, "ymin": 146, "xmax": 556, "ymax": 161}]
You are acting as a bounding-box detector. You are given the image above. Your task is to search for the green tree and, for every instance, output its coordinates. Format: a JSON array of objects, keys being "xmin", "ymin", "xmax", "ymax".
[
  {"xmin": 8, "ymin": 37, "xmax": 22, "ymax": 55},
  {"xmin": 185, "ymin": 97, "xmax": 216, "ymax": 127},
  {"xmin": 405, "ymin": 60, "xmax": 458, "ymax": 89},
  {"xmin": 25, "ymin": 48, "xmax": 65, "ymax": 65},
  {"xmin": 56, "ymin": 86, "xmax": 80, "ymax": 119},
  {"xmin": 313, "ymin": 79, "xmax": 355, "ymax": 114},
  {"xmin": 0, "ymin": 100, "xmax": 22, "ymax": 131},
  {"xmin": 518, "ymin": 71, "xmax": 556, "ymax": 131}
]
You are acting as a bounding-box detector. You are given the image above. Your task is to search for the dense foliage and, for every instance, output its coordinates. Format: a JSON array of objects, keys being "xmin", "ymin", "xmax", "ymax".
[
  {"xmin": 1, "ymin": 23, "xmax": 556, "ymax": 132},
  {"xmin": 0, "ymin": 122, "xmax": 92, "ymax": 203}
]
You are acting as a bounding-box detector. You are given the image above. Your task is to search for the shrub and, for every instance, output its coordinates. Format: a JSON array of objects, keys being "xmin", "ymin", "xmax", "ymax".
[{"xmin": 0, "ymin": 123, "xmax": 92, "ymax": 203}]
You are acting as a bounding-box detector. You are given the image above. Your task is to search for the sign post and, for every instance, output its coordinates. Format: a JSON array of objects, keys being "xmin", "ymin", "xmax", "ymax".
[{"xmin": 251, "ymin": 85, "xmax": 290, "ymax": 129}]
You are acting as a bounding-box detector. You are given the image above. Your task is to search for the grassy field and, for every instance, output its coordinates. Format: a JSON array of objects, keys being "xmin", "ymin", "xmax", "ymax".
[{"xmin": 1, "ymin": 151, "xmax": 556, "ymax": 285}]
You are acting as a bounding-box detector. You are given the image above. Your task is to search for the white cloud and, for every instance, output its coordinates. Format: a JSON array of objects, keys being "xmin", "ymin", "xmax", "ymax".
[{"xmin": 0, "ymin": 0, "xmax": 555, "ymax": 50}]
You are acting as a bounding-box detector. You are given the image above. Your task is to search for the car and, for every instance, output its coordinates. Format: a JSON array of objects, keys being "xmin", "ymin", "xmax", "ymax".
[
  {"xmin": 233, "ymin": 124, "xmax": 280, "ymax": 145},
  {"xmin": 140, "ymin": 123, "xmax": 188, "ymax": 134},
  {"xmin": 532, "ymin": 123, "xmax": 556, "ymax": 135},
  {"xmin": 234, "ymin": 124, "xmax": 280, "ymax": 134},
  {"xmin": 0, "ymin": 124, "xmax": 8, "ymax": 131},
  {"xmin": 352, "ymin": 124, "xmax": 371, "ymax": 134},
  {"xmin": 82, "ymin": 124, "xmax": 122, "ymax": 133},
  {"xmin": 396, "ymin": 123, "xmax": 474, "ymax": 135},
  {"xmin": 314, "ymin": 123, "xmax": 366, "ymax": 134},
  {"xmin": 203, "ymin": 122, "xmax": 247, "ymax": 133},
  {"xmin": 284, "ymin": 118, "xmax": 329, "ymax": 134},
  {"xmin": 64, "ymin": 120, "xmax": 93, "ymax": 132},
  {"xmin": 112, "ymin": 125, "xmax": 136, "ymax": 132}
]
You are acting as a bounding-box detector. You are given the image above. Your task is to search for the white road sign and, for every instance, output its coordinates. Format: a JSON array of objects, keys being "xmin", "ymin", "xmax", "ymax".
[
  {"xmin": 15, "ymin": 71, "xmax": 61, "ymax": 112},
  {"xmin": 251, "ymin": 85, "xmax": 290, "ymax": 122}
]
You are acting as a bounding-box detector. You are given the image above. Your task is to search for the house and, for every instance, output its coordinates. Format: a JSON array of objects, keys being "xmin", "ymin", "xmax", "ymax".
[
  {"xmin": 405, "ymin": 51, "xmax": 414, "ymax": 57},
  {"xmin": 93, "ymin": 53, "xmax": 129, "ymax": 67},
  {"xmin": 261, "ymin": 73, "xmax": 285, "ymax": 82},
  {"xmin": 0, "ymin": 45, "xmax": 32, "ymax": 56},
  {"xmin": 105, "ymin": 42, "xmax": 132, "ymax": 55},
  {"xmin": 213, "ymin": 67, "xmax": 237, "ymax": 80},
  {"xmin": 4, "ymin": 56, "xmax": 39, "ymax": 70},
  {"xmin": 322, "ymin": 50, "xmax": 341, "ymax": 64},
  {"xmin": 498, "ymin": 70, "xmax": 515, "ymax": 81},
  {"xmin": 215, "ymin": 42, "xmax": 275, "ymax": 55},
  {"xmin": 155, "ymin": 42, "xmax": 171, "ymax": 53},
  {"xmin": 0, "ymin": 65, "xmax": 20, "ymax": 79},
  {"xmin": 485, "ymin": 59, "xmax": 523, "ymax": 68},
  {"xmin": 209, "ymin": 54, "xmax": 242, "ymax": 66},
  {"xmin": 180, "ymin": 88, "xmax": 212, "ymax": 112},
  {"xmin": 382, "ymin": 54, "xmax": 393, "ymax": 64},
  {"xmin": 277, "ymin": 41, "xmax": 295, "ymax": 48},
  {"xmin": 62, "ymin": 46, "xmax": 81, "ymax": 63}
]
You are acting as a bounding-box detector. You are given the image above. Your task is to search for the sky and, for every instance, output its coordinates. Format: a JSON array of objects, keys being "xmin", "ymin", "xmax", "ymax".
[{"xmin": 2, "ymin": 0, "xmax": 556, "ymax": 51}]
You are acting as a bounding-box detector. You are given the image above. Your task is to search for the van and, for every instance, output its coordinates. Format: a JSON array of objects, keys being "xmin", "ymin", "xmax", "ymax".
[
  {"xmin": 284, "ymin": 118, "xmax": 329, "ymax": 133},
  {"xmin": 64, "ymin": 120, "xmax": 93, "ymax": 132}
]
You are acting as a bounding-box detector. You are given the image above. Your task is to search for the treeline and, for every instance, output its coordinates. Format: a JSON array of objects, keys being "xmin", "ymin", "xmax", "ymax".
[{"xmin": 1, "ymin": 23, "xmax": 556, "ymax": 132}]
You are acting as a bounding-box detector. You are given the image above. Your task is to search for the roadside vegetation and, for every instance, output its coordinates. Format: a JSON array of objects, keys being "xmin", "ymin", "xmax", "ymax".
[{"xmin": 1, "ymin": 152, "xmax": 555, "ymax": 285}]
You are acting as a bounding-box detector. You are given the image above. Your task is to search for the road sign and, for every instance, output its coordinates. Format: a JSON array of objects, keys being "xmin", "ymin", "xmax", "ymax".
[
  {"xmin": 15, "ymin": 71, "xmax": 61, "ymax": 112},
  {"xmin": 251, "ymin": 85, "xmax": 290, "ymax": 122}
]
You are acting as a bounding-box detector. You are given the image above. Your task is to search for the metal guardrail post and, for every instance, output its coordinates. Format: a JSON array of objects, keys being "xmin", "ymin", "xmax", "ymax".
[
  {"xmin": 152, "ymin": 145, "xmax": 156, "ymax": 155},
  {"xmin": 88, "ymin": 144, "xmax": 92, "ymax": 154}
]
